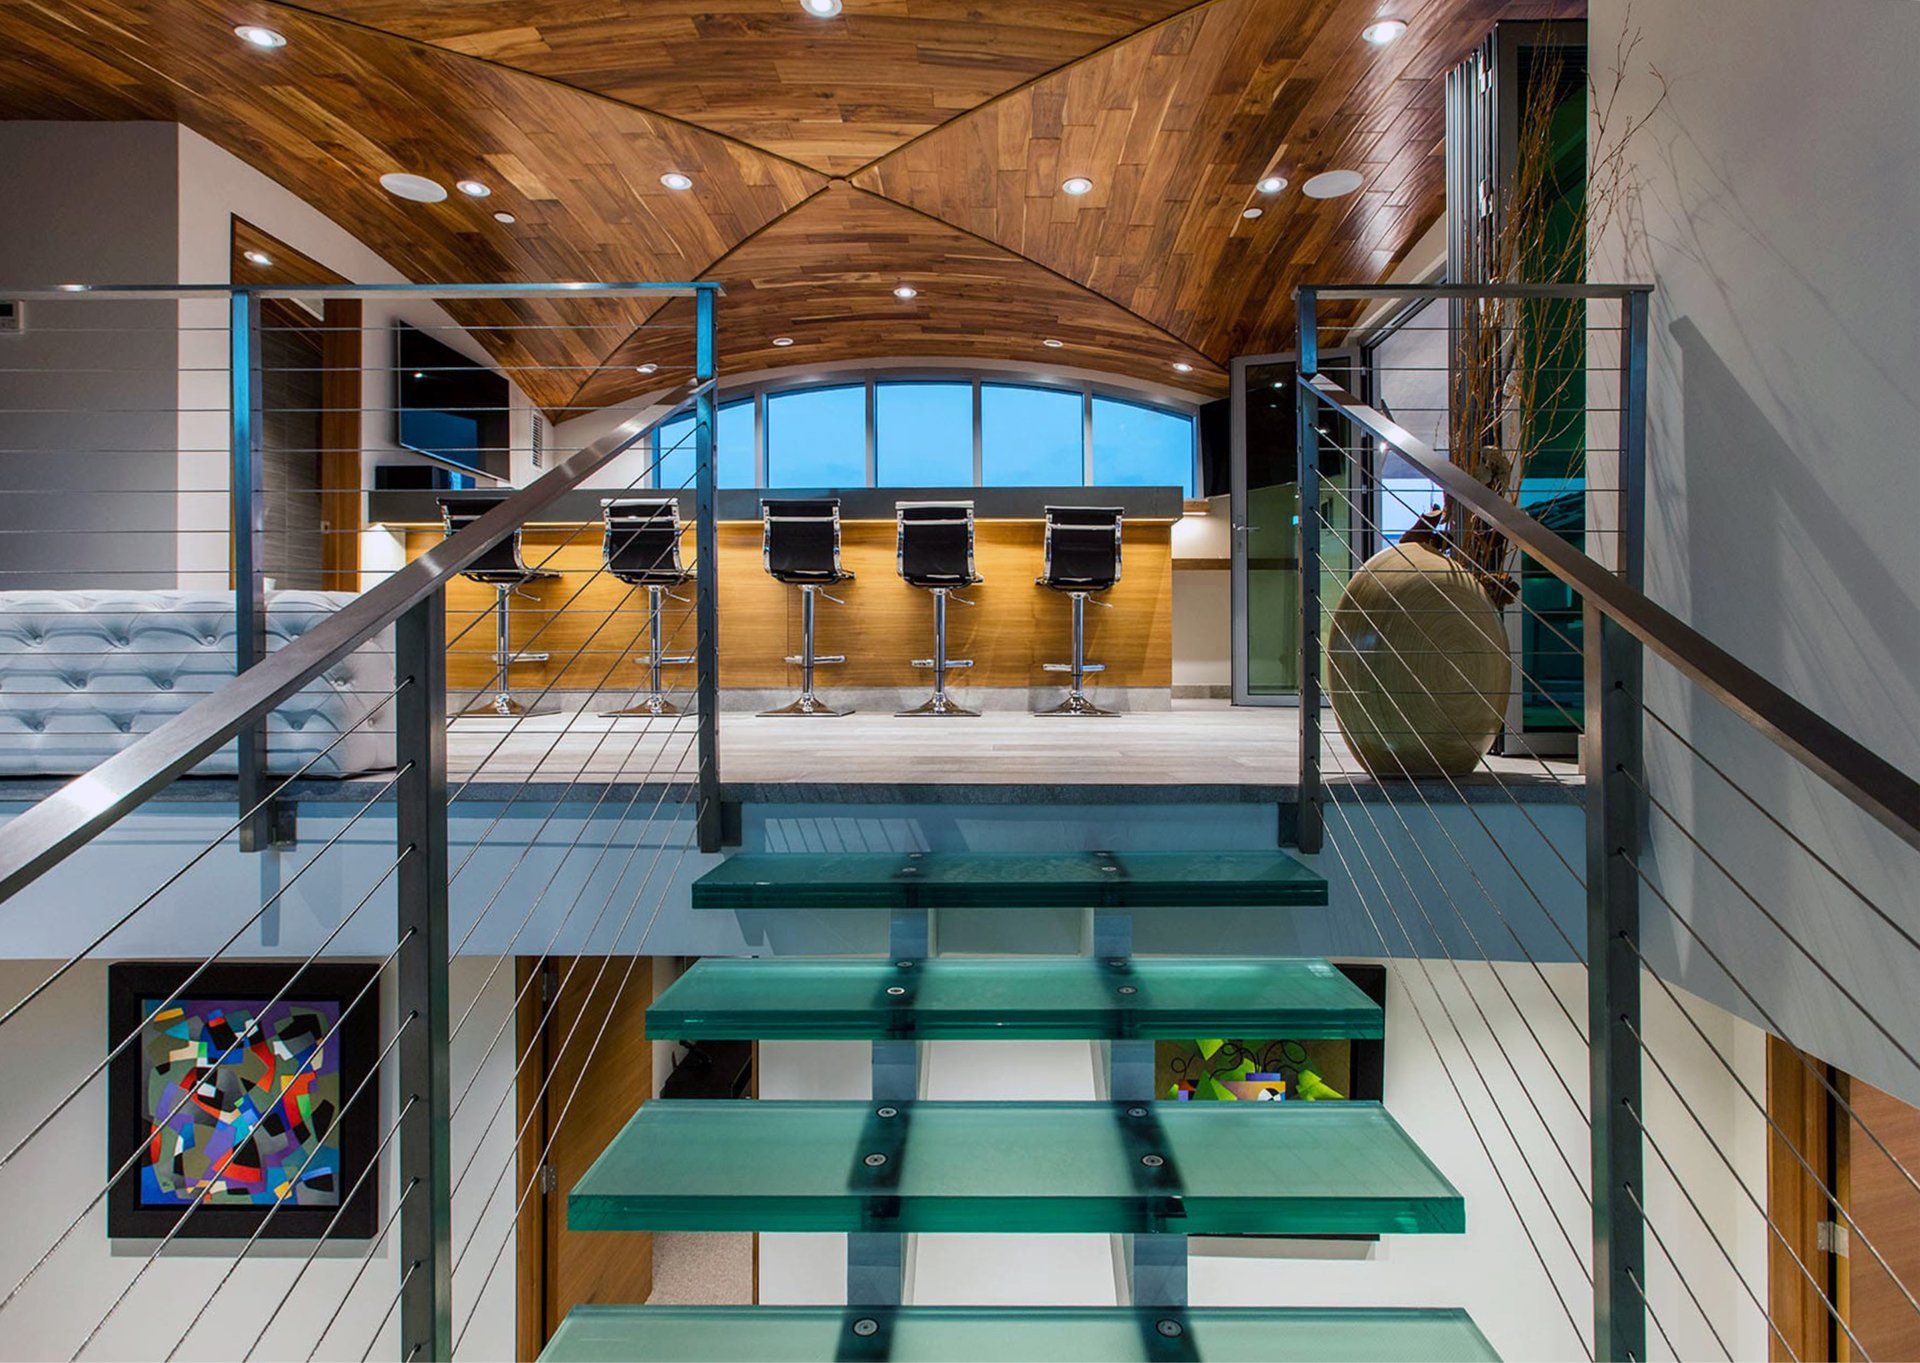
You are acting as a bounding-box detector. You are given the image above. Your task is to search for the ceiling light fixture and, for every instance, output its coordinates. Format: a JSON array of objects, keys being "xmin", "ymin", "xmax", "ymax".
[
  {"xmin": 660, "ymin": 172, "xmax": 694, "ymax": 191},
  {"xmin": 456, "ymin": 179, "xmax": 491, "ymax": 198},
  {"xmin": 492, "ymin": 210, "xmax": 516, "ymax": 224},
  {"xmin": 636, "ymin": 363, "xmax": 659, "ymax": 374},
  {"xmin": 1302, "ymin": 169, "xmax": 1364, "ymax": 198},
  {"xmin": 1042, "ymin": 338, "xmax": 1064, "ymax": 349},
  {"xmin": 892, "ymin": 284, "xmax": 918, "ymax": 299},
  {"xmin": 243, "ymin": 249, "xmax": 273, "ymax": 267},
  {"xmin": 1362, "ymin": 18, "xmax": 1408, "ymax": 45},
  {"xmin": 1060, "ymin": 177, "xmax": 1094, "ymax": 196},
  {"xmin": 800, "ymin": 0, "xmax": 843, "ymax": 15},
  {"xmin": 1257, "ymin": 175, "xmax": 1287, "ymax": 194},
  {"xmin": 233, "ymin": 24, "xmax": 287, "ymax": 48},
  {"xmin": 772, "ymin": 336, "xmax": 795, "ymax": 347},
  {"xmin": 1242, "ymin": 207, "xmax": 1263, "ymax": 219},
  {"xmin": 1173, "ymin": 362, "xmax": 1194, "ymax": 373},
  {"xmin": 379, "ymin": 172, "xmax": 448, "ymax": 203}
]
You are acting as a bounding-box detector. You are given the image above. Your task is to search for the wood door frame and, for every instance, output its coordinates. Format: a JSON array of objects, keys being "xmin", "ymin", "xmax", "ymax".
[{"xmin": 1768, "ymin": 1035, "xmax": 1841, "ymax": 1360}]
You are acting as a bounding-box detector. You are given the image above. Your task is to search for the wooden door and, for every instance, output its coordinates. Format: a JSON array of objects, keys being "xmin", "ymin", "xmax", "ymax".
[
  {"xmin": 516, "ymin": 956, "xmax": 654, "ymax": 1359},
  {"xmin": 1842, "ymin": 1077, "xmax": 1920, "ymax": 1361}
]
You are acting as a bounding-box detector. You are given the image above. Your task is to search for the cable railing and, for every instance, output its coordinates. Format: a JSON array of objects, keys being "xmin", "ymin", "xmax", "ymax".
[
  {"xmin": 0, "ymin": 280, "xmax": 720, "ymax": 1362},
  {"xmin": 1296, "ymin": 280, "xmax": 1920, "ymax": 1362}
]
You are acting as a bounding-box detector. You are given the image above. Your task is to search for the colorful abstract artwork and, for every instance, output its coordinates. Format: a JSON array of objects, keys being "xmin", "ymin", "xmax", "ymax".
[
  {"xmin": 1156, "ymin": 1038, "xmax": 1354, "ymax": 1103},
  {"xmin": 108, "ymin": 963, "xmax": 378, "ymax": 1239}
]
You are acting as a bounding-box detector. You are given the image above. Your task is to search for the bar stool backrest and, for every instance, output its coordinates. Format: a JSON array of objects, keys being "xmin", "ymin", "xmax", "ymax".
[
  {"xmin": 761, "ymin": 498, "xmax": 847, "ymax": 584},
  {"xmin": 1039, "ymin": 506, "xmax": 1124, "ymax": 592},
  {"xmin": 896, "ymin": 502, "xmax": 978, "ymax": 588},
  {"xmin": 602, "ymin": 498, "xmax": 689, "ymax": 586},
  {"xmin": 439, "ymin": 493, "xmax": 534, "ymax": 580}
]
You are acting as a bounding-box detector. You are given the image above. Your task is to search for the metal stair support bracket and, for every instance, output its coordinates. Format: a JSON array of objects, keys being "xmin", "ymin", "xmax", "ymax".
[{"xmin": 849, "ymin": 907, "xmax": 927, "ymax": 1306}]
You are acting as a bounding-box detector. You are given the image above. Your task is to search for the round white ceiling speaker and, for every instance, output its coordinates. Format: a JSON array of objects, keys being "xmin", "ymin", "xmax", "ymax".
[
  {"xmin": 379, "ymin": 172, "xmax": 448, "ymax": 203},
  {"xmin": 1302, "ymin": 170, "xmax": 1365, "ymax": 198}
]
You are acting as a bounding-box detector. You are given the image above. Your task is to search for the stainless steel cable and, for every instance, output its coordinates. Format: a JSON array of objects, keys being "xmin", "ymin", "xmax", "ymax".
[
  {"xmin": 301, "ymin": 1176, "xmax": 419, "ymax": 1363},
  {"xmin": 1623, "ymin": 1182, "xmax": 1734, "ymax": 1362}
]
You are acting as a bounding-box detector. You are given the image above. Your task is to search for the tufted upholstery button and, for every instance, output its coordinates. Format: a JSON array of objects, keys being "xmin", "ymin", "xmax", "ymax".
[
  {"xmin": 156, "ymin": 678, "xmax": 174, "ymax": 692},
  {"xmin": 65, "ymin": 675, "xmax": 86, "ymax": 690}
]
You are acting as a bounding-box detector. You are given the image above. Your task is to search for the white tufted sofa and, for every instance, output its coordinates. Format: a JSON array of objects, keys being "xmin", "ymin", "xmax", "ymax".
[{"xmin": 0, "ymin": 591, "xmax": 395, "ymax": 778}]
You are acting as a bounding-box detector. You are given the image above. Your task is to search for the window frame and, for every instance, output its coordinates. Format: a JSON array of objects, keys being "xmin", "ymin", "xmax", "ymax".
[{"xmin": 651, "ymin": 368, "xmax": 1199, "ymax": 493}]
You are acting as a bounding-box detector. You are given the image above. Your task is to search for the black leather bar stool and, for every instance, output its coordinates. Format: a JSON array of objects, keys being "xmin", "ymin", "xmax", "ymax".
[
  {"xmin": 1035, "ymin": 505, "xmax": 1124, "ymax": 717},
  {"xmin": 440, "ymin": 494, "xmax": 561, "ymax": 719},
  {"xmin": 895, "ymin": 501, "xmax": 982, "ymax": 717},
  {"xmin": 600, "ymin": 497, "xmax": 694, "ymax": 718},
  {"xmin": 760, "ymin": 498, "xmax": 854, "ymax": 716}
]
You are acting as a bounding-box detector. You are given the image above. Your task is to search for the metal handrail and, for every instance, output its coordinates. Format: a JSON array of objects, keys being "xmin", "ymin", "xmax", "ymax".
[
  {"xmin": 0, "ymin": 376, "xmax": 710, "ymax": 904},
  {"xmin": 1304, "ymin": 371, "xmax": 1920, "ymax": 852}
]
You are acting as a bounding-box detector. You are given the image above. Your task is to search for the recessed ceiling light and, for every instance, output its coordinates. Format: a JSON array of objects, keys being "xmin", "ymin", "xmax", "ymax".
[
  {"xmin": 379, "ymin": 172, "xmax": 448, "ymax": 203},
  {"xmin": 1242, "ymin": 207, "xmax": 1263, "ymax": 219},
  {"xmin": 660, "ymin": 172, "xmax": 694, "ymax": 191},
  {"xmin": 561, "ymin": 281, "xmax": 591, "ymax": 289},
  {"xmin": 1173, "ymin": 361, "xmax": 1194, "ymax": 373},
  {"xmin": 1258, "ymin": 176, "xmax": 1287, "ymax": 194},
  {"xmin": 1060, "ymin": 177, "xmax": 1094, "ymax": 196},
  {"xmin": 892, "ymin": 284, "xmax": 918, "ymax": 299},
  {"xmin": 636, "ymin": 363, "xmax": 659, "ymax": 374},
  {"xmin": 1362, "ymin": 19, "xmax": 1408, "ymax": 45},
  {"xmin": 492, "ymin": 210, "xmax": 516, "ymax": 224},
  {"xmin": 772, "ymin": 336, "xmax": 795, "ymax": 347},
  {"xmin": 233, "ymin": 24, "xmax": 287, "ymax": 48},
  {"xmin": 242, "ymin": 249, "xmax": 273, "ymax": 267},
  {"xmin": 1042, "ymin": 338, "xmax": 1064, "ymax": 349},
  {"xmin": 800, "ymin": 0, "xmax": 842, "ymax": 14},
  {"xmin": 1302, "ymin": 170, "xmax": 1365, "ymax": 198},
  {"xmin": 456, "ymin": 179, "xmax": 491, "ymax": 198}
]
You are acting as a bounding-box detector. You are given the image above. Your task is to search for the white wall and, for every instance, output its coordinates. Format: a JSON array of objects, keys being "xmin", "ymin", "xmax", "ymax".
[
  {"xmin": 0, "ymin": 958, "xmax": 516, "ymax": 1362},
  {"xmin": 1589, "ymin": 0, "xmax": 1920, "ymax": 1104},
  {"xmin": 1171, "ymin": 497, "xmax": 1230, "ymax": 693}
]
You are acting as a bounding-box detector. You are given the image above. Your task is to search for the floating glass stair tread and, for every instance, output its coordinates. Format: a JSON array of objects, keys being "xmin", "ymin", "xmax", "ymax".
[
  {"xmin": 691, "ymin": 850, "xmax": 1327, "ymax": 910},
  {"xmin": 569, "ymin": 1100, "xmax": 1461, "ymax": 1236},
  {"xmin": 649, "ymin": 956, "xmax": 1382, "ymax": 1041},
  {"xmin": 541, "ymin": 1305, "xmax": 1500, "ymax": 1362}
]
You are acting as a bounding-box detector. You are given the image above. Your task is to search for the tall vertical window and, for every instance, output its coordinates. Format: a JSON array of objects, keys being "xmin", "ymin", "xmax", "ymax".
[
  {"xmin": 1091, "ymin": 395, "xmax": 1194, "ymax": 495},
  {"xmin": 766, "ymin": 384, "xmax": 866, "ymax": 487},
  {"xmin": 1369, "ymin": 300, "xmax": 1448, "ymax": 542},
  {"xmin": 655, "ymin": 399, "xmax": 754, "ymax": 489},
  {"xmin": 876, "ymin": 382, "xmax": 972, "ymax": 485},
  {"xmin": 980, "ymin": 383, "xmax": 1082, "ymax": 486}
]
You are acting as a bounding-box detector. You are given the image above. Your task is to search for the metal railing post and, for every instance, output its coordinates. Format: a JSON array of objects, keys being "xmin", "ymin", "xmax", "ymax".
[
  {"xmin": 1295, "ymin": 287, "xmax": 1324, "ymax": 853},
  {"xmin": 1589, "ymin": 290, "xmax": 1649, "ymax": 1361},
  {"xmin": 230, "ymin": 288, "xmax": 273, "ymax": 851},
  {"xmin": 693, "ymin": 286, "xmax": 724, "ymax": 852},
  {"xmin": 395, "ymin": 588, "xmax": 452, "ymax": 1361}
]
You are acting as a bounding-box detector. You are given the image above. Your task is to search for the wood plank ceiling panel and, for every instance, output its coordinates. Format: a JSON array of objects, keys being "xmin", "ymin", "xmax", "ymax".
[
  {"xmin": 571, "ymin": 184, "xmax": 1225, "ymax": 411},
  {"xmin": 0, "ymin": 0, "xmax": 824, "ymax": 409},
  {"xmin": 854, "ymin": 0, "xmax": 1582, "ymax": 361},
  {"xmin": 294, "ymin": 0, "xmax": 1203, "ymax": 176}
]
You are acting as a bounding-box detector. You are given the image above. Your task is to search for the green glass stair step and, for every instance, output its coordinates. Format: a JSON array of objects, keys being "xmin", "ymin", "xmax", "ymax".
[
  {"xmin": 691, "ymin": 850, "xmax": 1327, "ymax": 911},
  {"xmin": 569, "ymin": 1100, "xmax": 1462, "ymax": 1237},
  {"xmin": 649, "ymin": 956, "xmax": 1382, "ymax": 1041},
  {"xmin": 540, "ymin": 1305, "xmax": 1500, "ymax": 1362}
]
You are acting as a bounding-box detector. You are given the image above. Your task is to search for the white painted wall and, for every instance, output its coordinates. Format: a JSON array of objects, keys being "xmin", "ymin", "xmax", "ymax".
[
  {"xmin": 1589, "ymin": 0, "xmax": 1920, "ymax": 1104},
  {"xmin": 1171, "ymin": 496, "xmax": 1231, "ymax": 692},
  {"xmin": 0, "ymin": 958, "xmax": 516, "ymax": 1362}
]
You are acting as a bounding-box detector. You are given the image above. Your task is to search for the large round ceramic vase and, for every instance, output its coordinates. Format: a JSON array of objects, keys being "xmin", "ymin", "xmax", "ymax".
[{"xmin": 1327, "ymin": 543, "xmax": 1511, "ymax": 778}]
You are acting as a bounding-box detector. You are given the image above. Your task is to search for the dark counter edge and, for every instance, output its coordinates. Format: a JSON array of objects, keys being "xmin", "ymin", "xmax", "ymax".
[{"xmin": 370, "ymin": 485, "xmax": 1186, "ymax": 528}]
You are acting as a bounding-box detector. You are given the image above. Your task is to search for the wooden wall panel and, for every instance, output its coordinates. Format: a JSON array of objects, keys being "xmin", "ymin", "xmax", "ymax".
[{"xmin": 410, "ymin": 519, "xmax": 1174, "ymax": 694}]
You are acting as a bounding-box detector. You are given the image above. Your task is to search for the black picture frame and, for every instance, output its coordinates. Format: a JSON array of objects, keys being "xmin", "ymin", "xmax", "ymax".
[{"xmin": 106, "ymin": 961, "xmax": 380, "ymax": 1240}]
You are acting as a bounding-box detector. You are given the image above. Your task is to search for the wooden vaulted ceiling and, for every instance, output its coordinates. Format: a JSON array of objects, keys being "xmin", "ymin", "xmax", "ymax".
[{"xmin": 0, "ymin": 0, "xmax": 1581, "ymax": 415}]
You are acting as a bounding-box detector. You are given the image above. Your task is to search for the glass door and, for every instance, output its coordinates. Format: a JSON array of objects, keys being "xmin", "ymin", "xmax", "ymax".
[{"xmin": 1229, "ymin": 351, "xmax": 1359, "ymax": 706}]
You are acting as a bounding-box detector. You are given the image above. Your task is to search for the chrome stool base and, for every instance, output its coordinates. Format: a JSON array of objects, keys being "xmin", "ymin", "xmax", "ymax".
[
  {"xmin": 1036, "ymin": 592, "xmax": 1116, "ymax": 717},
  {"xmin": 898, "ymin": 694, "xmax": 979, "ymax": 718},
  {"xmin": 602, "ymin": 696, "xmax": 684, "ymax": 718},
  {"xmin": 1035, "ymin": 692, "xmax": 1118, "ymax": 718},
  {"xmin": 458, "ymin": 694, "xmax": 558, "ymax": 720},
  {"xmin": 901, "ymin": 586, "xmax": 978, "ymax": 719},
  {"xmin": 763, "ymin": 583, "xmax": 853, "ymax": 716},
  {"xmin": 761, "ymin": 694, "xmax": 853, "ymax": 718},
  {"xmin": 601, "ymin": 584, "xmax": 692, "ymax": 719}
]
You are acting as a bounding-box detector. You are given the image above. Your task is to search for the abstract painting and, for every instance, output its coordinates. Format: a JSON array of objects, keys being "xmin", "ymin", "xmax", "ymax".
[{"xmin": 108, "ymin": 963, "xmax": 378, "ymax": 1239}]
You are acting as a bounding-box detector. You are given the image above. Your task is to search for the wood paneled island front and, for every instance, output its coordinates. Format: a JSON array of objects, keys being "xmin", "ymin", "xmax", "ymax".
[{"xmin": 373, "ymin": 487, "xmax": 1182, "ymax": 707}]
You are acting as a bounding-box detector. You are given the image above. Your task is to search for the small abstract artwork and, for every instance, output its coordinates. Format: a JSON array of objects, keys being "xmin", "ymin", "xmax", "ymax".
[{"xmin": 108, "ymin": 963, "xmax": 378, "ymax": 1239}]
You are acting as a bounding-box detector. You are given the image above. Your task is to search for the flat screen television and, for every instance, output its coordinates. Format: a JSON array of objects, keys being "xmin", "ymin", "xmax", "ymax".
[{"xmin": 393, "ymin": 322, "xmax": 509, "ymax": 481}]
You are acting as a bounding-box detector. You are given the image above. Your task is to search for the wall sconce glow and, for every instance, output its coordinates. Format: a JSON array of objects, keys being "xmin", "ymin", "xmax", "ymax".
[
  {"xmin": 1302, "ymin": 169, "xmax": 1365, "ymax": 198},
  {"xmin": 492, "ymin": 211, "xmax": 516, "ymax": 224},
  {"xmin": 892, "ymin": 284, "xmax": 918, "ymax": 299},
  {"xmin": 456, "ymin": 179, "xmax": 492, "ymax": 198},
  {"xmin": 772, "ymin": 336, "xmax": 795, "ymax": 347},
  {"xmin": 800, "ymin": 0, "xmax": 843, "ymax": 14},
  {"xmin": 233, "ymin": 24, "xmax": 287, "ymax": 48},
  {"xmin": 1042, "ymin": 338, "xmax": 1064, "ymax": 349},
  {"xmin": 1362, "ymin": 19, "xmax": 1407, "ymax": 45},
  {"xmin": 660, "ymin": 172, "xmax": 694, "ymax": 191},
  {"xmin": 636, "ymin": 363, "xmax": 659, "ymax": 374},
  {"xmin": 379, "ymin": 172, "xmax": 448, "ymax": 203},
  {"xmin": 1257, "ymin": 176, "xmax": 1287, "ymax": 194},
  {"xmin": 243, "ymin": 249, "xmax": 274, "ymax": 267},
  {"xmin": 561, "ymin": 281, "xmax": 591, "ymax": 290},
  {"xmin": 1173, "ymin": 361, "xmax": 1194, "ymax": 373},
  {"xmin": 57, "ymin": 283, "xmax": 88, "ymax": 292},
  {"xmin": 1060, "ymin": 177, "xmax": 1094, "ymax": 196},
  {"xmin": 1242, "ymin": 207, "xmax": 1263, "ymax": 219}
]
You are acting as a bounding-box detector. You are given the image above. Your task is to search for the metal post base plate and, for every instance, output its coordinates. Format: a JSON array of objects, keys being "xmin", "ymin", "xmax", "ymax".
[
  {"xmin": 601, "ymin": 696, "xmax": 684, "ymax": 718},
  {"xmin": 897, "ymin": 695, "xmax": 979, "ymax": 717},
  {"xmin": 457, "ymin": 695, "xmax": 558, "ymax": 719},
  {"xmin": 759, "ymin": 695, "xmax": 853, "ymax": 717},
  {"xmin": 1036, "ymin": 693, "xmax": 1119, "ymax": 717}
]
